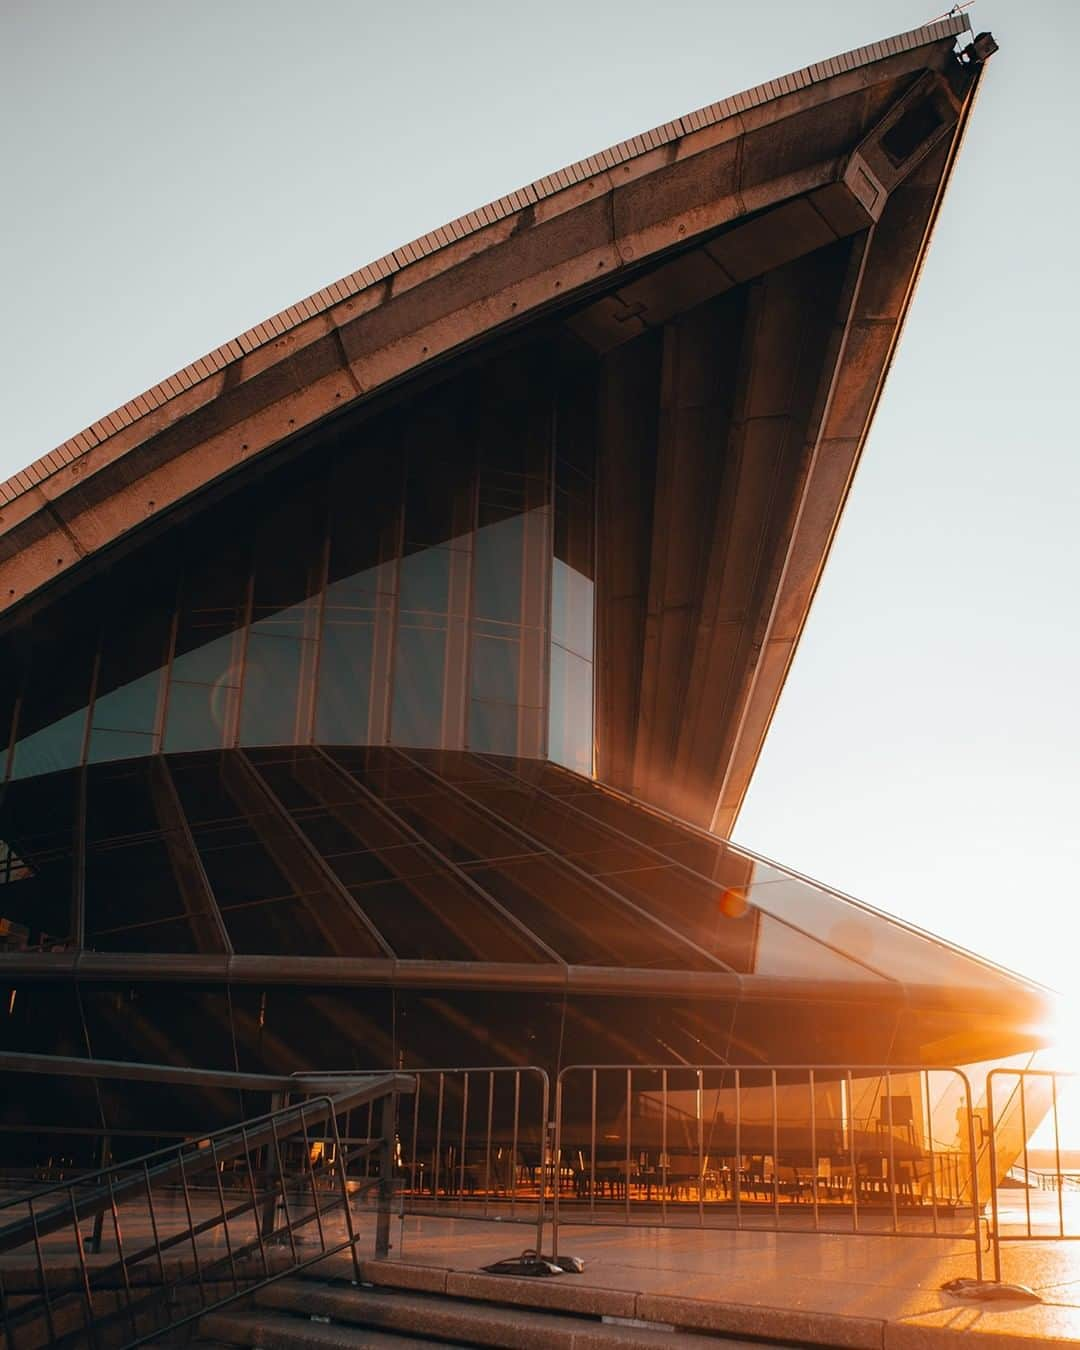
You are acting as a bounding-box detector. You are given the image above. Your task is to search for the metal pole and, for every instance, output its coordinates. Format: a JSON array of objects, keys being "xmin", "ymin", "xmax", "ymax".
[
  {"xmin": 1020, "ymin": 1075, "xmax": 1032, "ymax": 1239},
  {"xmin": 433, "ymin": 1073, "xmax": 445, "ymax": 1209},
  {"xmin": 886, "ymin": 1072, "xmax": 899, "ymax": 1234},
  {"xmin": 510, "ymin": 1071, "xmax": 520, "ymax": 1220},
  {"xmin": 848, "ymin": 1071, "xmax": 859, "ymax": 1234},
  {"xmin": 809, "ymin": 1070, "xmax": 819, "ymax": 1232},
  {"xmin": 536, "ymin": 1072, "xmax": 550, "ymax": 1256},
  {"xmin": 625, "ymin": 1069, "xmax": 632, "ymax": 1226},
  {"xmin": 590, "ymin": 1069, "xmax": 597, "ymax": 1224},
  {"xmin": 483, "ymin": 1071, "xmax": 494, "ymax": 1221},
  {"xmin": 697, "ymin": 1069, "xmax": 705, "ymax": 1228},
  {"xmin": 458, "ymin": 1072, "xmax": 470, "ymax": 1208},
  {"xmin": 961, "ymin": 1072, "xmax": 984, "ymax": 1282},
  {"xmin": 661, "ymin": 1069, "xmax": 668, "ymax": 1226},
  {"xmin": 375, "ymin": 1091, "xmax": 395, "ymax": 1259},
  {"xmin": 734, "ymin": 1069, "xmax": 742, "ymax": 1231},
  {"xmin": 1052, "ymin": 1075, "xmax": 1065, "ymax": 1238},
  {"xmin": 551, "ymin": 1074, "xmax": 563, "ymax": 1259},
  {"xmin": 771, "ymin": 1070, "xmax": 780, "ymax": 1227}
]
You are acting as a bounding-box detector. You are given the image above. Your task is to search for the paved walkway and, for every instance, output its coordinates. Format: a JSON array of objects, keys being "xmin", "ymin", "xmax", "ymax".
[{"xmin": 4, "ymin": 1187, "xmax": 1080, "ymax": 1346}]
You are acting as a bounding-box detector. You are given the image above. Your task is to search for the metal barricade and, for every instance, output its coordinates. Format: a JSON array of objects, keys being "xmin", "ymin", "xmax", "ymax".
[
  {"xmin": 987, "ymin": 1068, "xmax": 1079, "ymax": 1281},
  {"xmin": 293, "ymin": 1066, "xmax": 550, "ymax": 1254},
  {"xmin": 552, "ymin": 1063, "xmax": 984, "ymax": 1278}
]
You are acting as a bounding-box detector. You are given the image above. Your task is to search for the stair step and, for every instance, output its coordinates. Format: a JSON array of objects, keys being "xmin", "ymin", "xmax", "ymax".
[
  {"xmin": 198, "ymin": 1310, "xmax": 455, "ymax": 1349},
  {"xmin": 204, "ymin": 1278, "xmax": 764, "ymax": 1349}
]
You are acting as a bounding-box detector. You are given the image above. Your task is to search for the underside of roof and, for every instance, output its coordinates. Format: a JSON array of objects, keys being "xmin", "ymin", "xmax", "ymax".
[{"xmin": 0, "ymin": 15, "xmax": 992, "ymax": 833}]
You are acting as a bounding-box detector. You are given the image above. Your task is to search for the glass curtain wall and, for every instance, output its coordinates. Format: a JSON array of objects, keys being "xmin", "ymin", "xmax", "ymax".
[{"xmin": 0, "ymin": 343, "xmax": 597, "ymax": 782}]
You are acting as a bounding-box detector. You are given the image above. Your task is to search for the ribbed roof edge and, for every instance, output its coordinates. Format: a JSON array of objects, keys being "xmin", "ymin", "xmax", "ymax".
[{"xmin": 0, "ymin": 14, "xmax": 971, "ymax": 509}]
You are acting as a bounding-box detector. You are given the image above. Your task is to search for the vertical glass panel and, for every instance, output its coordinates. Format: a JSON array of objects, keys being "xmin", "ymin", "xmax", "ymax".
[
  {"xmin": 0, "ymin": 768, "xmax": 78, "ymax": 947},
  {"xmin": 392, "ymin": 622, "xmax": 447, "ymax": 748},
  {"xmin": 473, "ymin": 514, "xmax": 524, "ymax": 627},
  {"xmin": 470, "ymin": 631, "xmax": 519, "ymax": 703},
  {"xmin": 548, "ymin": 643, "xmax": 593, "ymax": 775},
  {"xmin": 551, "ymin": 556, "xmax": 594, "ymax": 660},
  {"xmin": 164, "ymin": 525, "xmax": 251, "ymax": 753},
  {"xmin": 87, "ymin": 568, "xmax": 175, "ymax": 765},
  {"xmin": 391, "ymin": 393, "xmax": 476, "ymax": 750},
  {"xmin": 468, "ymin": 507, "xmax": 549, "ymax": 757},
  {"xmin": 239, "ymin": 480, "xmax": 324, "ymax": 747},
  {"xmin": 549, "ymin": 365, "xmax": 596, "ymax": 774},
  {"xmin": 316, "ymin": 442, "xmax": 401, "ymax": 746},
  {"xmin": 10, "ymin": 602, "xmax": 96, "ymax": 780}
]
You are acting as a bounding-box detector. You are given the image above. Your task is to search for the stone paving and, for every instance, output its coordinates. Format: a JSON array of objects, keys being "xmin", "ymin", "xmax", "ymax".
[{"xmin": 4, "ymin": 1187, "xmax": 1080, "ymax": 1346}]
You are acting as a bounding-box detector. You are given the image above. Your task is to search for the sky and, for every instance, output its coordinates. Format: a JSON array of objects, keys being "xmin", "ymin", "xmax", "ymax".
[{"xmin": 2, "ymin": 1, "xmax": 1078, "ymax": 1001}]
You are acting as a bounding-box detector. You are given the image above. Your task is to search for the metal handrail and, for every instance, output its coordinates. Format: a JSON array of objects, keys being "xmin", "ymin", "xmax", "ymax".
[{"xmin": 0, "ymin": 1071, "xmax": 414, "ymax": 1350}]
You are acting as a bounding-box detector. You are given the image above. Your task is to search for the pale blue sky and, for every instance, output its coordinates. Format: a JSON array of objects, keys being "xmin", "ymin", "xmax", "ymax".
[{"xmin": 2, "ymin": 0, "xmax": 1077, "ymax": 993}]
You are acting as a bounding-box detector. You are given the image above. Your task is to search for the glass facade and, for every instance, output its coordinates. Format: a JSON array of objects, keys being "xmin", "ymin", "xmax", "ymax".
[
  {"xmin": 0, "ymin": 342, "xmax": 596, "ymax": 781},
  {"xmin": 0, "ymin": 745, "xmax": 1017, "ymax": 997}
]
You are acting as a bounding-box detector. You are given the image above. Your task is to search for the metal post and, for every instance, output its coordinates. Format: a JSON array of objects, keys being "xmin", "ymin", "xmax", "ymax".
[
  {"xmin": 483, "ymin": 1071, "xmax": 494, "ymax": 1220},
  {"xmin": 734, "ymin": 1069, "xmax": 742, "ymax": 1231},
  {"xmin": 536, "ymin": 1072, "xmax": 550, "ymax": 1257},
  {"xmin": 924, "ymin": 1071, "xmax": 939, "ymax": 1236},
  {"xmin": 261, "ymin": 1091, "xmax": 283, "ymax": 1237},
  {"xmin": 961, "ymin": 1071, "xmax": 984, "ymax": 1282},
  {"xmin": 697, "ymin": 1069, "xmax": 704, "ymax": 1228},
  {"xmin": 510, "ymin": 1071, "xmax": 520, "ymax": 1220},
  {"xmin": 625, "ymin": 1068, "xmax": 632, "ymax": 1225},
  {"xmin": 771, "ymin": 1070, "xmax": 780, "ymax": 1227},
  {"xmin": 886, "ymin": 1072, "xmax": 899, "ymax": 1233},
  {"xmin": 1020, "ymin": 1075, "xmax": 1032, "ymax": 1239},
  {"xmin": 409, "ymin": 1072, "xmax": 421, "ymax": 1201},
  {"xmin": 551, "ymin": 1074, "xmax": 564, "ymax": 1259},
  {"xmin": 1052, "ymin": 1075, "xmax": 1065, "ymax": 1238},
  {"xmin": 458, "ymin": 1072, "xmax": 470, "ymax": 1207},
  {"xmin": 375, "ymin": 1091, "xmax": 395, "ymax": 1259},
  {"xmin": 848, "ymin": 1071, "xmax": 859, "ymax": 1233},
  {"xmin": 661, "ymin": 1068, "xmax": 668, "ymax": 1226},
  {"xmin": 590, "ymin": 1069, "xmax": 597, "ymax": 1223},
  {"xmin": 433, "ymin": 1073, "xmax": 445, "ymax": 1208},
  {"xmin": 809, "ymin": 1070, "xmax": 819, "ymax": 1232},
  {"xmin": 89, "ymin": 1133, "xmax": 110, "ymax": 1255}
]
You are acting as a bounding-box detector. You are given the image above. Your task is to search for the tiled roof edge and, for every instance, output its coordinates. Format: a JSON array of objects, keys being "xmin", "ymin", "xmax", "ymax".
[{"xmin": 0, "ymin": 14, "xmax": 970, "ymax": 507}]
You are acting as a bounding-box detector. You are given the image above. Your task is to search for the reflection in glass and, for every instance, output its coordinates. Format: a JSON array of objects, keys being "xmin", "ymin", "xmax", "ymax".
[
  {"xmin": 4, "ymin": 338, "xmax": 599, "ymax": 778},
  {"xmin": 745, "ymin": 869, "xmax": 1003, "ymax": 990},
  {"xmin": 164, "ymin": 534, "xmax": 249, "ymax": 754},
  {"xmin": 88, "ymin": 594, "xmax": 171, "ymax": 764},
  {"xmin": 549, "ymin": 642, "xmax": 593, "ymax": 775}
]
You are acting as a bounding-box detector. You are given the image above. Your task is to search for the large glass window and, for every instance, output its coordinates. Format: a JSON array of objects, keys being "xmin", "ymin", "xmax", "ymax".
[{"xmin": 3, "ymin": 338, "xmax": 598, "ymax": 778}]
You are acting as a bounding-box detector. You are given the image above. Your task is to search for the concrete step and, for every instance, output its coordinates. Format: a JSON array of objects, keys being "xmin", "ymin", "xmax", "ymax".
[
  {"xmin": 195, "ymin": 1310, "xmax": 457, "ymax": 1349},
  {"xmin": 198, "ymin": 1277, "xmax": 767, "ymax": 1349}
]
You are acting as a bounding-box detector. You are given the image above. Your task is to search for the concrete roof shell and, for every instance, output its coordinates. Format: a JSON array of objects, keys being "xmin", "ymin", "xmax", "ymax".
[{"xmin": 0, "ymin": 14, "xmax": 985, "ymax": 832}]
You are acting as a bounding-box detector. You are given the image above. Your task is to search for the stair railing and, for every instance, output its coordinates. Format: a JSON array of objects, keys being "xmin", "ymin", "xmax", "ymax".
[{"xmin": 0, "ymin": 1065, "xmax": 414, "ymax": 1350}]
